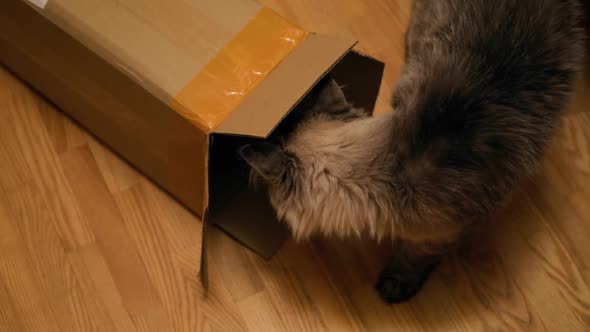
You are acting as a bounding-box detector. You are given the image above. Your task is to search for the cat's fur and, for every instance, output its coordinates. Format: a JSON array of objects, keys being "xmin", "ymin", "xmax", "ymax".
[{"xmin": 241, "ymin": 0, "xmax": 585, "ymax": 303}]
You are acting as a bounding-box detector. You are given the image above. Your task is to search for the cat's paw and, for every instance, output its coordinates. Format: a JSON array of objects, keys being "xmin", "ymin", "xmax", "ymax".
[{"xmin": 374, "ymin": 263, "xmax": 436, "ymax": 304}]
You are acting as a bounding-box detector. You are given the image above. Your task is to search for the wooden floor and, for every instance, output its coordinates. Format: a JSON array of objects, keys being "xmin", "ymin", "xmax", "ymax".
[{"xmin": 1, "ymin": 0, "xmax": 590, "ymax": 331}]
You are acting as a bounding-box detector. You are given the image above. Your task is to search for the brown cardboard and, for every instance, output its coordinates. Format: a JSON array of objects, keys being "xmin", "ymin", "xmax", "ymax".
[
  {"xmin": 0, "ymin": 0, "xmax": 208, "ymax": 215},
  {"xmin": 32, "ymin": 0, "xmax": 260, "ymax": 104},
  {"xmin": 214, "ymin": 34, "xmax": 357, "ymax": 137},
  {"xmin": 0, "ymin": 0, "xmax": 384, "ymax": 278}
]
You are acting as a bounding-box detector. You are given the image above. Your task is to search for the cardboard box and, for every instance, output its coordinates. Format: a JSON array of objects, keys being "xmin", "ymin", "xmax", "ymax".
[{"xmin": 0, "ymin": 0, "xmax": 384, "ymax": 284}]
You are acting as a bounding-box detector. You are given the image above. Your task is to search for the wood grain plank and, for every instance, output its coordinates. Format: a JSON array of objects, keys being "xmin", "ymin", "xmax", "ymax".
[
  {"xmin": 350, "ymin": 284, "xmax": 422, "ymax": 332},
  {"xmin": 131, "ymin": 308, "xmax": 171, "ymax": 332},
  {"xmin": 0, "ymin": 278, "xmax": 24, "ymax": 332},
  {"xmin": 87, "ymin": 139, "xmax": 142, "ymax": 194},
  {"xmin": 0, "ymin": 202, "xmax": 26, "ymax": 332},
  {"xmin": 75, "ymin": 244, "xmax": 137, "ymax": 332},
  {"xmin": 0, "ymin": 0, "xmax": 589, "ymax": 331},
  {"xmin": 0, "ymin": 89, "xmax": 34, "ymax": 194},
  {"xmin": 0, "ymin": 185, "xmax": 113, "ymax": 332},
  {"xmin": 403, "ymin": 274, "xmax": 475, "ymax": 332},
  {"xmin": 36, "ymin": 101, "xmax": 88, "ymax": 155},
  {"xmin": 246, "ymin": 248, "xmax": 328, "ymax": 332},
  {"xmin": 114, "ymin": 184, "xmax": 248, "ymax": 332},
  {"xmin": 0, "ymin": 254, "xmax": 60, "ymax": 332},
  {"xmin": 525, "ymin": 113, "xmax": 590, "ymax": 271},
  {"xmin": 493, "ymin": 194, "xmax": 590, "ymax": 331},
  {"xmin": 0, "ymin": 184, "xmax": 71, "ymax": 299},
  {"xmin": 452, "ymin": 233, "xmax": 546, "ymax": 331},
  {"xmin": 238, "ymin": 291, "xmax": 290, "ymax": 332},
  {"xmin": 53, "ymin": 258, "xmax": 113, "ymax": 332},
  {"xmin": 115, "ymin": 185, "xmax": 198, "ymax": 332},
  {"xmin": 516, "ymin": 198, "xmax": 590, "ymax": 328},
  {"xmin": 1, "ymin": 92, "xmax": 94, "ymax": 249},
  {"xmin": 138, "ymin": 180, "xmax": 203, "ymax": 280},
  {"xmin": 278, "ymin": 241, "xmax": 366, "ymax": 332},
  {"xmin": 436, "ymin": 254, "xmax": 523, "ymax": 331},
  {"xmin": 0, "ymin": 195, "xmax": 22, "ymax": 257},
  {"xmin": 59, "ymin": 145, "xmax": 162, "ymax": 316},
  {"xmin": 207, "ymin": 225, "xmax": 265, "ymax": 302}
]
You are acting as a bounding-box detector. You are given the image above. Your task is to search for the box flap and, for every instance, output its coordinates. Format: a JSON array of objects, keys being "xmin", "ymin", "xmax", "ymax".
[
  {"xmin": 202, "ymin": 50, "xmax": 385, "ymax": 264},
  {"xmin": 213, "ymin": 34, "xmax": 357, "ymax": 138}
]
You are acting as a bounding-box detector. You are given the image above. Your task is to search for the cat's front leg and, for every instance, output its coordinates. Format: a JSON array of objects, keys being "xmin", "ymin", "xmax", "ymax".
[{"xmin": 375, "ymin": 254, "xmax": 440, "ymax": 304}]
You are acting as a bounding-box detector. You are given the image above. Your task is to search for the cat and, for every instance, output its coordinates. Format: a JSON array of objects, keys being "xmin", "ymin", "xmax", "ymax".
[{"xmin": 240, "ymin": 0, "xmax": 585, "ymax": 304}]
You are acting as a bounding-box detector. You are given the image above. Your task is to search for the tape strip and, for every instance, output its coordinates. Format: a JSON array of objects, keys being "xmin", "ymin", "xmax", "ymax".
[
  {"xmin": 171, "ymin": 7, "xmax": 308, "ymax": 132},
  {"xmin": 190, "ymin": 7, "xmax": 307, "ymax": 288},
  {"xmin": 25, "ymin": 0, "xmax": 48, "ymax": 9}
]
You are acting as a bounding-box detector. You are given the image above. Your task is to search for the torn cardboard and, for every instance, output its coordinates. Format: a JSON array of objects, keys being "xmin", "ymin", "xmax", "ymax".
[{"xmin": 0, "ymin": 0, "xmax": 384, "ymax": 286}]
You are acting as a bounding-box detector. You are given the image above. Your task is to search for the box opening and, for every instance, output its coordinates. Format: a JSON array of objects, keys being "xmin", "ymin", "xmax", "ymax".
[
  {"xmin": 206, "ymin": 51, "xmax": 385, "ymax": 258},
  {"xmin": 206, "ymin": 83, "xmax": 319, "ymax": 257}
]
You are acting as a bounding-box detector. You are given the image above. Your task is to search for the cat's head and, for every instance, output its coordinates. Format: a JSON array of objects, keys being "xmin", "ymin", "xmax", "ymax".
[{"xmin": 239, "ymin": 77, "xmax": 365, "ymax": 238}]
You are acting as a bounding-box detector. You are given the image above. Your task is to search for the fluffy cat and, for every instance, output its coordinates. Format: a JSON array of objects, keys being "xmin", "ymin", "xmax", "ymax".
[{"xmin": 240, "ymin": 0, "xmax": 585, "ymax": 303}]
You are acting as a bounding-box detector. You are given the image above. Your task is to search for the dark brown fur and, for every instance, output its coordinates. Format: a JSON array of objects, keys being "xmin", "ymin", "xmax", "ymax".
[{"xmin": 242, "ymin": 0, "xmax": 585, "ymax": 303}]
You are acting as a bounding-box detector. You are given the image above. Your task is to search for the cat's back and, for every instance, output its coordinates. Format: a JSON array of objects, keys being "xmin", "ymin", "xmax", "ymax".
[
  {"xmin": 407, "ymin": 0, "xmax": 583, "ymax": 86},
  {"xmin": 389, "ymin": 0, "xmax": 584, "ymax": 222},
  {"xmin": 408, "ymin": 0, "xmax": 581, "ymax": 45}
]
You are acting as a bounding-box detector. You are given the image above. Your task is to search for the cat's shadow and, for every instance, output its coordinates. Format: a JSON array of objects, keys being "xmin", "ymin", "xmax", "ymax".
[
  {"xmin": 209, "ymin": 167, "xmax": 562, "ymax": 330},
  {"xmin": 274, "ymin": 178, "xmax": 546, "ymax": 330}
]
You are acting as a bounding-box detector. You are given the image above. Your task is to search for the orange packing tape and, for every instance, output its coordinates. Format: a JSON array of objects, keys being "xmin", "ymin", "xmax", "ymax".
[{"xmin": 171, "ymin": 8, "xmax": 309, "ymax": 132}]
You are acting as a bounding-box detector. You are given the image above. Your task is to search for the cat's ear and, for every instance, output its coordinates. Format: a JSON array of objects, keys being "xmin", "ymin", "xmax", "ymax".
[
  {"xmin": 240, "ymin": 143, "xmax": 290, "ymax": 182},
  {"xmin": 315, "ymin": 77, "xmax": 348, "ymax": 108}
]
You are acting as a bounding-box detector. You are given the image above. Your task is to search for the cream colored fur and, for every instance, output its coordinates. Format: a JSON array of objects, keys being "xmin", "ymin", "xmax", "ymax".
[
  {"xmin": 277, "ymin": 112, "xmax": 396, "ymax": 240},
  {"xmin": 269, "ymin": 111, "xmax": 462, "ymax": 246}
]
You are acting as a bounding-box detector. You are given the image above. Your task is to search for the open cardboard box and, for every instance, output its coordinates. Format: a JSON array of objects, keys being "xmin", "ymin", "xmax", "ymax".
[{"xmin": 0, "ymin": 0, "xmax": 384, "ymax": 284}]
